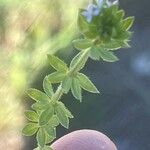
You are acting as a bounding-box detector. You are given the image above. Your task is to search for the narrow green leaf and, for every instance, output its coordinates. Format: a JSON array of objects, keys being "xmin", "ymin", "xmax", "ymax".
[
  {"xmin": 55, "ymin": 102, "xmax": 69, "ymax": 129},
  {"xmin": 22, "ymin": 123, "xmax": 38, "ymax": 136},
  {"xmin": 39, "ymin": 105, "xmax": 54, "ymax": 126},
  {"xmin": 45, "ymin": 126, "xmax": 56, "ymax": 138},
  {"xmin": 62, "ymin": 76, "xmax": 72, "ymax": 93},
  {"xmin": 72, "ymin": 39, "xmax": 92, "ymax": 50},
  {"xmin": 47, "ymin": 54, "xmax": 68, "ymax": 72},
  {"xmin": 36, "ymin": 128, "xmax": 46, "ymax": 148},
  {"xmin": 116, "ymin": 10, "xmax": 125, "ymax": 21},
  {"xmin": 45, "ymin": 132, "xmax": 55, "ymax": 144},
  {"xmin": 43, "ymin": 76, "xmax": 54, "ymax": 98},
  {"xmin": 103, "ymin": 41, "xmax": 122, "ymax": 50},
  {"xmin": 122, "ymin": 41, "xmax": 131, "ymax": 48},
  {"xmin": 122, "ymin": 16, "xmax": 134, "ymax": 31},
  {"xmin": 25, "ymin": 110, "xmax": 38, "ymax": 122},
  {"xmin": 57, "ymin": 102, "xmax": 74, "ymax": 118},
  {"xmin": 47, "ymin": 72, "xmax": 66, "ymax": 83},
  {"xmin": 65, "ymin": 108, "xmax": 74, "ymax": 119},
  {"xmin": 70, "ymin": 50, "xmax": 89, "ymax": 71},
  {"xmin": 90, "ymin": 47, "xmax": 100, "ymax": 60},
  {"xmin": 70, "ymin": 52, "xmax": 81, "ymax": 68},
  {"xmin": 48, "ymin": 115, "xmax": 59, "ymax": 127},
  {"xmin": 99, "ymin": 49, "xmax": 119, "ymax": 62},
  {"xmin": 71, "ymin": 77, "xmax": 82, "ymax": 102},
  {"xmin": 77, "ymin": 73, "xmax": 99, "ymax": 93},
  {"xmin": 27, "ymin": 88, "xmax": 50, "ymax": 102},
  {"xmin": 32, "ymin": 102, "xmax": 49, "ymax": 112}
]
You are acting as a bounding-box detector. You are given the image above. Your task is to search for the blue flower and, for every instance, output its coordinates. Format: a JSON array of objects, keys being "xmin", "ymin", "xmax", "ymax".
[
  {"xmin": 106, "ymin": 0, "xmax": 119, "ymax": 7},
  {"xmin": 82, "ymin": 0, "xmax": 104, "ymax": 23},
  {"xmin": 82, "ymin": 4, "xmax": 100, "ymax": 22},
  {"xmin": 82, "ymin": 0, "xmax": 119, "ymax": 22}
]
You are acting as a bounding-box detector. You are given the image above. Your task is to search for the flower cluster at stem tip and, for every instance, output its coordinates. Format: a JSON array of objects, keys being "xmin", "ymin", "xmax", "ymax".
[{"xmin": 82, "ymin": 0, "xmax": 119, "ymax": 22}]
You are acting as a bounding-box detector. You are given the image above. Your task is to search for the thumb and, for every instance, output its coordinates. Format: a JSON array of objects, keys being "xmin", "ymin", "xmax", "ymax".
[{"xmin": 51, "ymin": 129, "xmax": 117, "ymax": 150}]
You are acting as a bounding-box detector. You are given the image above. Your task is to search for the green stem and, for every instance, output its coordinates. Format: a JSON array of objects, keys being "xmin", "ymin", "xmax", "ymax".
[
  {"xmin": 68, "ymin": 48, "xmax": 90, "ymax": 76},
  {"xmin": 51, "ymin": 84, "xmax": 64, "ymax": 103},
  {"xmin": 51, "ymin": 48, "xmax": 90, "ymax": 103}
]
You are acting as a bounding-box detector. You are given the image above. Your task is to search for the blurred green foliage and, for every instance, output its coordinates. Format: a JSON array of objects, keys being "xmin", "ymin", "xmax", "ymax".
[{"xmin": 0, "ymin": 0, "xmax": 85, "ymax": 139}]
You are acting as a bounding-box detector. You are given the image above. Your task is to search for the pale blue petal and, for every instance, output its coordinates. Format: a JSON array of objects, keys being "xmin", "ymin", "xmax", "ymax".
[
  {"xmin": 106, "ymin": 0, "xmax": 119, "ymax": 7},
  {"xmin": 82, "ymin": 11, "xmax": 89, "ymax": 18},
  {"xmin": 93, "ymin": 8, "xmax": 100, "ymax": 16},
  {"xmin": 87, "ymin": 15, "xmax": 93, "ymax": 22},
  {"xmin": 82, "ymin": 9, "xmax": 93, "ymax": 23},
  {"xmin": 91, "ymin": 5, "xmax": 100, "ymax": 16},
  {"xmin": 87, "ymin": 4, "xmax": 96, "ymax": 14},
  {"xmin": 112, "ymin": 0, "xmax": 119, "ymax": 5},
  {"xmin": 96, "ymin": 0, "xmax": 103, "ymax": 8},
  {"xmin": 82, "ymin": 2, "xmax": 103, "ymax": 22}
]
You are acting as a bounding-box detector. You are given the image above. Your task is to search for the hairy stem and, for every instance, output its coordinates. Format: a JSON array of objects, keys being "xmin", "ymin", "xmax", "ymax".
[
  {"xmin": 68, "ymin": 48, "xmax": 90, "ymax": 76},
  {"xmin": 51, "ymin": 48, "xmax": 90, "ymax": 103},
  {"xmin": 51, "ymin": 84, "xmax": 64, "ymax": 103}
]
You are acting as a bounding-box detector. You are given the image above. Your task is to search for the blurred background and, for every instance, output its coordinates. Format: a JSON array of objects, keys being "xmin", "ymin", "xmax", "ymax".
[{"xmin": 0, "ymin": 0, "xmax": 150, "ymax": 149}]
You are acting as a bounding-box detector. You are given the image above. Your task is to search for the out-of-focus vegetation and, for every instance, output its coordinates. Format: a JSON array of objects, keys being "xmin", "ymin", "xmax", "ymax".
[{"xmin": 0, "ymin": 0, "xmax": 84, "ymax": 148}]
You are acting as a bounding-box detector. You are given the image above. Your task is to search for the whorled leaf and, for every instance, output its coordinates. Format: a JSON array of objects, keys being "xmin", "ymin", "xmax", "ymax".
[
  {"xmin": 70, "ymin": 52, "xmax": 82, "ymax": 68},
  {"xmin": 57, "ymin": 102, "xmax": 74, "ymax": 119},
  {"xmin": 102, "ymin": 40, "xmax": 122, "ymax": 51},
  {"xmin": 77, "ymin": 73, "xmax": 99, "ymax": 93},
  {"xmin": 65, "ymin": 107, "xmax": 74, "ymax": 119},
  {"xmin": 122, "ymin": 41, "xmax": 131, "ymax": 48},
  {"xmin": 98, "ymin": 49, "xmax": 119, "ymax": 62},
  {"xmin": 70, "ymin": 50, "xmax": 90, "ymax": 72},
  {"xmin": 71, "ymin": 77, "xmax": 82, "ymax": 102},
  {"xmin": 32, "ymin": 102, "xmax": 49, "ymax": 112},
  {"xmin": 45, "ymin": 131, "xmax": 55, "ymax": 144},
  {"xmin": 47, "ymin": 72, "xmax": 66, "ymax": 83},
  {"xmin": 122, "ymin": 16, "xmax": 134, "ymax": 31},
  {"xmin": 45, "ymin": 126, "xmax": 56, "ymax": 139},
  {"xmin": 43, "ymin": 76, "xmax": 54, "ymax": 98},
  {"xmin": 25, "ymin": 110, "xmax": 38, "ymax": 122},
  {"xmin": 47, "ymin": 115, "xmax": 60, "ymax": 127},
  {"xmin": 61, "ymin": 76, "xmax": 72, "ymax": 93},
  {"xmin": 55, "ymin": 102, "xmax": 69, "ymax": 129},
  {"xmin": 116, "ymin": 10, "xmax": 125, "ymax": 21},
  {"xmin": 47, "ymin": 54, "xmax": 68, "ymax": 72},
  {"xmin": 39, "ymin": 104, "xmax": 54, "ymax": 126},
  {"xmin": 36, "ymin": 128, "xmax": 46, "ymax": 148},
  {"xmin": 90, "ymin": 47, "xmax": 101, "ymax": 60},
  {"xmin": 27, "ymin": 88, "xmax": 50, "ymax": 102},
  {"xmin": 72, "ymin": 39, "xmax": 93, "ymax": 50},
  {"xmin": 22, "ymin": 123, "xmax": 39, "ymax": 136}
]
